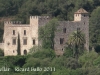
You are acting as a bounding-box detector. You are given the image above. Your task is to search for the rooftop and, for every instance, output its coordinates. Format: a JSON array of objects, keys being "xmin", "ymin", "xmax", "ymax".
[{"xmin": 75, "ymin": 8, "xmax": 88, "ymax": 14}]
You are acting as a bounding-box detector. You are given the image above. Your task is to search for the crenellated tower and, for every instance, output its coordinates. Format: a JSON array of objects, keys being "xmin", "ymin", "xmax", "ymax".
[{"xmin": 29, "ymin": 16, "xmax": 50, "ymax": 46}]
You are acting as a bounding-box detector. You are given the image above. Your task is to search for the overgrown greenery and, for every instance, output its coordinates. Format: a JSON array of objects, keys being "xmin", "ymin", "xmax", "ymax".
[
  {"xmin": 0, "ymin": 49, "xmax": 100, "ymax": 75},
  {"xmin": 39, "ymin": 18, "xmax": 58, "ymax": 49},
  {"xmin": 0, "ymin": 48, "xmax": 4, "ymax": 56},
  {"xmin": 0, "ymin": 0, "xmax": 100, "ymax": 75},
  {"xmin": 68, "ymin": 29, "xmax": 85, "ymax": 59},
  {"xmin": 17, "ymin": 33, "xmax": 21, "ymax": 55},
  {"xmin": 90, "ymin": 6, "xmax": 100, "ymax": 51}
]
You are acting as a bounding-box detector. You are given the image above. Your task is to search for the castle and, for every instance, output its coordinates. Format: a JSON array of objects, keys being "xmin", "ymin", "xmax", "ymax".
[{"xmin": 0, "ymin": 8, "xmax": 89, "ymax": 56}]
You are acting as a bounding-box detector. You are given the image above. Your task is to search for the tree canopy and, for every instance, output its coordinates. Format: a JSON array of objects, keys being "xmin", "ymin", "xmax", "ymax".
[
  {"xmin": 90, "ymin": 7, "xmax": 100, "ymax": 51},
  {"xmin": 39, "ymin": 18, "xmax": 59, "ymax": 49},
  {"xmin": 68, "ymin": 29, "xmax": 85, "ymax": 59}
]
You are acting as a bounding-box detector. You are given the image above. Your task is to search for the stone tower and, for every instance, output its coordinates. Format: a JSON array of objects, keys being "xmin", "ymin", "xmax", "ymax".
[
  {"xmin": 74, "ymin": 8, "xmax": 89, "ymax": 51},
  {"xmin": 74, "ymin": 8, "xmax": 89, "ymax": 21},
  {"xmin": 54, "ymin": 8, "xmax": 89, "ymax": 55}
]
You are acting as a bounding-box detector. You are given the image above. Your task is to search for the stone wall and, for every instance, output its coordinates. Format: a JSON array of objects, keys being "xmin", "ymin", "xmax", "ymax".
[
  {"xmin": 3, "ymin": 24, "xmax": 31, "ymax": 56},
  {"xmin": 3, "ymin": 16, "xmax": 51, "ymax": 56},
  {"xmin": 54, "ymin": 13, "xmax": 89, "ymax": 55},
  {"xmin": 0, "ymin": 43, "xmax": 4, "ymax": 50}
]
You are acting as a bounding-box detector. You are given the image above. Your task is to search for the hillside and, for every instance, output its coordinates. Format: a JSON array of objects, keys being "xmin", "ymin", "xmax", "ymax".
[{"xmin": 1, "ymin": 0, "xmax": 100, "ymax": 75}]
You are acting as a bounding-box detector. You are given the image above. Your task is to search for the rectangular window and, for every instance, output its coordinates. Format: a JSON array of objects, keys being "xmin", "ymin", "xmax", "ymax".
[
  {"xmin": 60, "ymin": 38, "xmax": 64, "ymax": 44},
  {"xmin": 13, "ymin": 30, "xmax": 15, "ymax": 35},
  {"xmin": 23, "ymin": 39, "xmax": 27, "ymax": 45},
  {"xmin": 63, "ymin": 28, "xmax": 66, "ymax": 33},
  {"xmin": 33, "ymin": 39, "xmax": 35, "ymax": 45},
  {"xmin": 12, "ymin": 39, "xmax": 16, "ymax": 45},
  {"xmin": 24, "ymin": 30, "xmax": 26, "ymax": 35}
]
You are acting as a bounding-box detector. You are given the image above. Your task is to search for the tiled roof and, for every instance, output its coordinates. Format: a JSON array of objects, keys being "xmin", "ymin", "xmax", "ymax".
[{"xmin": 75, "ymin": 8, "xmax": 88, "ymax": 14}]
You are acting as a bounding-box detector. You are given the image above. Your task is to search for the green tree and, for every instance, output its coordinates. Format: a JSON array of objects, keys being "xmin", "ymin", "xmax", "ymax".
[
  {"xmin": 39, "ymin": 18, "xmax": 59, "ymax": 49},
  {"xmin": 90, "ymin": 6, "xmax": 100, "ymax": 51},
  {"xmin": 17, "ymin": 33, "xmax": 21, "ymax": 55},
  {"xmin": 79, "ymin": 51, "xmax": 98, "ymax": 67},
  {"xmin": 0, "ymin": 48, "xmax": 4, "ymax": 56},
  {"xmin": 68, "ymin": 29, "xmax": 85, "ymax": 59},
  {"xmin": 0, "ymin": 22, "xmax": 4, "ymax": 42},
  {"xmin": 63, "ymin": 47, "xmax": 73, "ymax": 58},
  {"xmin": 29, "ymin": 48, "xmax": 55, "ymax": 59}
]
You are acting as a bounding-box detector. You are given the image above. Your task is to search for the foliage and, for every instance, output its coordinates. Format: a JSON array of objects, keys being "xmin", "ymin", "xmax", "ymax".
[
  {"xmin": 29, "ymin": 46, "xmax": 42, "ymax": 54},
  {"xmin": 90, "ymin": 6, "xmax": 100, "ymax": 51},
  {"xmin": 17, "ymin": 33, "xmax": 21, "ymax": 55},
  {"xmin": 79, "ymin": 51, "xmax": 98, "ymax": 67},
  {"xmin": 39, "ymin": 18, "xmax": 59, "ymax": 49},
  {"xmin": 1, "ymin": 0, "xmax": 100, "ymax": 75},
  {"xmin": 0, "ymin": 48, "xmax": 4, "ymax": 56},
  {"xmin": 0, "ymin": 0, "xmax": 100, "ymax": 47},
  {"xmin": 0, "ymin": 22, "xmax": 4, "ymax": 42},
  {"xmin": 29, "ymin": 47, "xmax": 56, "ymax": 59},
  {"xmin": 63, "ymin": 47, "xmax": 73, "ymax": 58},
  {"xmin": 68, "ymin": 29, "xmax": 85, "ymax": 59},
  {"xmin": 93, "ymin": 56, "xmax": 100, "ymax": 66},
  {"xmin": 0, "ymin": 50, "xmax": 100, "ymax": 75}
]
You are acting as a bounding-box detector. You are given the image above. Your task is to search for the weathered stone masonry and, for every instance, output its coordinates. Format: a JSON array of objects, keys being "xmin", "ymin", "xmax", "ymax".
[{"xmin": 0, "ymin": 8, "xmax": 89, "ymax": 56}]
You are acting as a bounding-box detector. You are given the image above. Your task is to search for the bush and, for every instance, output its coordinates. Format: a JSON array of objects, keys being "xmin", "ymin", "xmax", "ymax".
[
  {"xmin": 29, "ymin": 46, "xmax": 56, "ymax": 59},
  {"xmin": 32, "ymin": 48, "xmax": 56, "ymax": 59},
  {"xmin": 63, "ymin": 47, "xmax": 73, "ymax": 58}
]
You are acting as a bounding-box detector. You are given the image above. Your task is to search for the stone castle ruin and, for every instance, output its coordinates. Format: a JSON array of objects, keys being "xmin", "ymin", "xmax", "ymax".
[{"xmin": 0, "ymin": 8, "xmax": 89, "ymax": 56}]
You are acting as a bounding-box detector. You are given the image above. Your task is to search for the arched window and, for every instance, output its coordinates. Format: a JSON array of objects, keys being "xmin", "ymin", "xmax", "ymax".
[{"xmin": 24, "ymin": 50, "xmax": 27, "ymax": 55}]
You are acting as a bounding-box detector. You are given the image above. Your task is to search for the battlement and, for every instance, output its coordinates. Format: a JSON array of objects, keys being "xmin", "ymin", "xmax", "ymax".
[
  {"xmin": 30, "ymin": 16, "xmax": 50, "ymax": 19},
  {"xmin": 4, "ymin": 21, "xmax": 22, "ymax": 24}
]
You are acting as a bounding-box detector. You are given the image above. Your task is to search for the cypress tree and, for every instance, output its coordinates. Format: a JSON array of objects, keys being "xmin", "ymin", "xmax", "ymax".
[{"xmin": 17, "ymin": 33, "xmax": 21, "ymax": 55}]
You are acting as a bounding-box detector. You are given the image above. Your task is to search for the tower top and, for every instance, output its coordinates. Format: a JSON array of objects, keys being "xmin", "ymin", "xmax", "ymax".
[{"xmin": 75, "ymin": 8, "xmax": 88, "ymax": 14}]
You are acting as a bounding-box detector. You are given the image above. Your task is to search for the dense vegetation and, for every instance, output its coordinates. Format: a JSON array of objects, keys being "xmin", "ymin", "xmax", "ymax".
[
  {"xmin": 0, "ymin": 49, "xmax": 100, "ymax": 75},
  {"xmin": 0, "ymin": 0, "xmax": 100, "ymax": 75}
]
